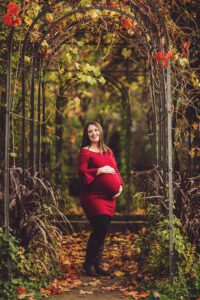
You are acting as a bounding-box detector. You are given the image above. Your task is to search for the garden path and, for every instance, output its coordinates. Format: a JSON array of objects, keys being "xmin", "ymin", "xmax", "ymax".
[{"xmin": 44, "ymin": 231, "xmax": 152, "ymax": 300}]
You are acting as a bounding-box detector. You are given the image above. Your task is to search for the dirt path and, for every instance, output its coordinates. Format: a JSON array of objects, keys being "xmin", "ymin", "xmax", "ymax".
[
  {"xmin": 43, "ymin": 231, "xmax": 152, "ymax": 300},
  {"xmin": 48, "ymin": 275, "xmax": 133, "ymax": 300}
]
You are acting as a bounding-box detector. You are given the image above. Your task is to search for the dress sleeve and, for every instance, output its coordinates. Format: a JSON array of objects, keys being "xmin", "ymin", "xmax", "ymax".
[
  {"xmin": 109, "ymin": 149, "xmax": 124, "ymax": 185},
  {"xmin": 77, "ymin": 150, "xmax": 99, "ymax": 186}
]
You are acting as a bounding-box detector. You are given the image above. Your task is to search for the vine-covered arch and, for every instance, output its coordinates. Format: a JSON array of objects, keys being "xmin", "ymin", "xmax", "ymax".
[{"xmin": 4, "ymin": 0, "xmax": 174, "ymax": 278}]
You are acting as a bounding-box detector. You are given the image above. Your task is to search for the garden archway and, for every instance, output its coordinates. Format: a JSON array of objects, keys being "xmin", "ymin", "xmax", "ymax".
[{"xmin": 4, "ymin": 0, "xmax": 174, "ymax": 279}]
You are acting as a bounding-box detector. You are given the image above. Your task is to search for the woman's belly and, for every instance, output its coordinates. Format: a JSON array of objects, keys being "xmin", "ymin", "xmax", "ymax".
[{"xmin": 88, "ymin": 173, "xmax": 121, "ymax": 198}]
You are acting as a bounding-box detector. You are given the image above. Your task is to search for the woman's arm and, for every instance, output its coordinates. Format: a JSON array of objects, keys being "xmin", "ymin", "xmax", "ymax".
[
  {"xmin": 77, "ymin": 151, "xmax": 98, "ymax": 186},
  {"xmin": 77, "ymin": 150, "xmax": 116, "ymax": 186}
]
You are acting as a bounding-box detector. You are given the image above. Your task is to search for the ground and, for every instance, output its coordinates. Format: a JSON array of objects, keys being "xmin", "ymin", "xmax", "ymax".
[{"xmin": 42, "ymin": 230, "xmax": 152, "ymax": 300}]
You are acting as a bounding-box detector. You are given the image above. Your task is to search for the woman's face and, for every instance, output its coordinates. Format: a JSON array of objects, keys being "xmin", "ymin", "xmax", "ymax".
[{"xmin": 87, "ymin": 124, "xmax": 100, "ymax": 144}]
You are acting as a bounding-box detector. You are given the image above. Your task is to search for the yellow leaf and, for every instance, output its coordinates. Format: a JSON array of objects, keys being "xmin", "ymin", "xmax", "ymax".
[
  {"xmin": 114, "ymin": 270, "xmax": 125, "ymax": 277},
  {"xmin": 88, "ymin": 279, "xmax": 102, "ymax": 286},
  {"xmin": 136, "ymin": 247, "xmax": 141, "ymax": 254}
]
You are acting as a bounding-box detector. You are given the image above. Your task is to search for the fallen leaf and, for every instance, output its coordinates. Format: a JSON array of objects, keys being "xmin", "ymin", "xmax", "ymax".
[
  {"xmin": 114, "ymin": 270, "xmax": 126, "ymax": 277},
  {"xmin": 79, "ymin": 289, "xmax": 93, "ymax": 294},
  {"xmin": 102, "ymin": 283, "xmax": 118, "ymax": 291},
  {"xmin": 138, "ymin": 290, "xmax": 149, "ymax": 298},
  {"xmin": 17, "ymin": 286, "xmax": 27, "ymax": 294},
  {"xmin": 123, "ymin": 290, "xmax": 139, "ymax": 299},
  {"xmin": 88, "ymin": 279, "xmax": 102, "ymax": 286}
]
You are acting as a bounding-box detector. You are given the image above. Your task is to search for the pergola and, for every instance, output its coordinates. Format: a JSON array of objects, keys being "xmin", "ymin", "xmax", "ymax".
[{"xmin": 4, "ymin": 0, "xmax": 174, "ymax": 279}]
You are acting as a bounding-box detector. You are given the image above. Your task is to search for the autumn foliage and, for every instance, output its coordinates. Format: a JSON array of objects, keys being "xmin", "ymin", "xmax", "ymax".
[
  {"xmin": 153, "ymin": 50, "xmax": 174, "ymax": 68},
  {"xmin": 3, "ymin": 2, "xmax": 22, "ymax": 27},
  {"xmin": 181, "ymin": 42, "xmax": 190, "ymax": 58}
]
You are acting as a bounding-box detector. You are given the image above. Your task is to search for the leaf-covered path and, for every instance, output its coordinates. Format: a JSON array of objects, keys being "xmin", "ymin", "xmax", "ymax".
[{"xmin": 44, "ymin": 231, "xmax": 152, "ymax": 300}]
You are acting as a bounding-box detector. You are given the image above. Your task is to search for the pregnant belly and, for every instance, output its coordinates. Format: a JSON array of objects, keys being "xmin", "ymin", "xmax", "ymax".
[{"xmin": 90, "ymin": 173, "xmax": 121, "ymax": 197}]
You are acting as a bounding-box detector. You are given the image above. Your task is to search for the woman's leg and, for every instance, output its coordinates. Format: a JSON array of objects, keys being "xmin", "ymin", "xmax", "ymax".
[
  {"xmin": 89, "ymin": 214, "xmax": 112, "ymax": 242},
  {"xmin": 83, "ymin": 214, "xmax": 112, "ymax": 276}
]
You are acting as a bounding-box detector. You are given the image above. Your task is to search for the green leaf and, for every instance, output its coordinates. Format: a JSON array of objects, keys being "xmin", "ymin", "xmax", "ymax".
[
  {"xmin": 24, "ymin": 56, "xmax": 31, "ymax": 63},
  {"xmin": 10, "ymin": 152, "xmax": 17, "ymax": 158},
  {"xmin": 75, "ymin": 62, "xmax": 81, "ymax": 70},
  {"xmin": 86, "ymin": 75, "xmax": 97, "ymax": 85},
  {"xmin": 80, "ymin": 0, "xmax": 92, "ymax": 6},
  {"xmin": 92, "ymin": 66, "xmax": 101, "ymax": 77},
  {"xmin": 122, "ymin": 48, "xmax": 132, "ymax": 59},
  {"xmin": 76, "ymin": 40, "xmax": 85, "ymax": 47},
  {"xmin": 98, "ymin": 77, "xmax": 106, "ymax": 85},
  {"xmin": 66, "ymin": 52, "xmax": 72, "ymax": 63}
]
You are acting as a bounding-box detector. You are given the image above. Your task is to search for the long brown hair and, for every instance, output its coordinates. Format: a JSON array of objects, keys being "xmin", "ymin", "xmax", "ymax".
[{"xmin": 81, "ymin": 121, "xmax": 110, "ymax": 154}]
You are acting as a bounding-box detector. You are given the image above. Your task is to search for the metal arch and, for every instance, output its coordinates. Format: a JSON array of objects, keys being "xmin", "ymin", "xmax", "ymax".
[
  {"xmin": 20, "ymin": 1, "xmax": 168, "ymax": 168},
  {"xmin": 147, "ymin": 0, "xmax": 173, "ymax": 279},
  {"xmin": 145, "ymin": 0, "xmax": 170, "ymax": 47},
  {"xmin": 5, "ymin": 0, "xmax": 174, "ymax": 280},
  {"xmin": 4, "ymin": 29, "xmax": 14, "ymax": 278},
  {"xmin": 23, "ymin": 5, "xmax": 153, "ymax": 173},
  {"xmin": 144, "ymin": 0, "xmax": 174, "ymax": 281},
  {"xmin": 39, "ymin": 21, "xmax": 150, "ymax": 69}
]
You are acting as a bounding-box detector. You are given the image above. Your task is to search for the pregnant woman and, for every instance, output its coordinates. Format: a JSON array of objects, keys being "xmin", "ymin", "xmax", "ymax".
[{"xmin": 77, "ymin": 121, "xmax": 123, "ymax": 276}]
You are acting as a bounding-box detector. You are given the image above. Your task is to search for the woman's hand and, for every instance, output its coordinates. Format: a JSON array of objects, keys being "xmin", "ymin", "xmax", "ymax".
[
  {"xmin": 97, "ymin": 166, "xmax": 116, "ymax": 175},
  {"xmin": 113, "ymin": 185, "xmax": 123, "ymax": 198}
]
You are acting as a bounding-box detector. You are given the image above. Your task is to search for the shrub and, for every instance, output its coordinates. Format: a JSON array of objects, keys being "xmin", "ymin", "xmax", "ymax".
[
  {"xmin": 1, "ymin": 167, "xmax": 70, "ymax": 281},
  {"xmin": 133, "ymin": 203, "xmax": 200, "ymax": 299}
]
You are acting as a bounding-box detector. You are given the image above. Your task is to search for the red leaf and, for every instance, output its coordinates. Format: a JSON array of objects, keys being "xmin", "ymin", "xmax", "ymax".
[
  {"xmin": 138, "ymin": 290, "xmax": 149, "ymax": 298},
  {"xmin": 17, "ymin": 286, "xmax": 27, "ymax": 294},
  {"xmin": 7, "ymin": 2, "xmax": 19, "ymax": 15},
  {"xmin": 181, "ymin": 42, "xmax": 190, "ymax": 57},
  {"xmin": 166, "ymin": 50, "xmax": 174, "ymax": 59},
  {"xmin": 3, "ymin": 2, "xmax": 21, "ymax": 27},
  {"xmin": 2, "ymin": 13, "xmax": 22, "ymax": 27},
  {"xmin": 3, "ymin": 13, "xmax": 12, "ymax": 26},
  {"xmin": 153, "ymin": 52, "xmax": 166, "ymax": 62},
  {"xmin": 122, "ymin": 17, "xmax": 132, "ymax": 30},
  {"xmin": 183, "ymin": 41, "xmax": 190, "ymax": 50},
  {"xmin": 12, "ymin": 16, "xmax": 22, "ymax": 27},
  {"xmin": 162, "ymin": 59, "xmax": 168, "ymax": 68},
  {"xmin": 64, "ymin": 274, "xmax": 77, "ymax": 280}
]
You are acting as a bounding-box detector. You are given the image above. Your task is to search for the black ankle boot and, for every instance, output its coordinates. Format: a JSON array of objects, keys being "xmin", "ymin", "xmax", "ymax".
[
  {"xmin": 94, "ymin": 243, "xmax": 111, "ymax": 276},
  {"xmin": 83, "ymin": 262, "xmax": 97, "ymax": 277},
  {"xmin": 83, "ymin": 234, "xmax": 98, "ymax": 277}
]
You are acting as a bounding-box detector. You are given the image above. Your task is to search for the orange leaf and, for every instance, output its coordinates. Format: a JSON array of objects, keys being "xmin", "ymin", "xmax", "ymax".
[
  {"xmin": 138, "ymin": 290, "xmax": 149, "ymax": 298},
  {"xmin": 191, "ymin": 123, "xmax": 198, "ymax": 130},
  {"xmin": 122, "ymin": 17, "xmax": 133, "ymax": 30},
  {"xmin": 166, "ymin": 50, "xmax": 174, "ymax": 59},
  {"xmin": 17, "ymin": 286, "xmax": 27, "ymax": 294},
  {"xmin": 183, "ymin": 41, "xmax": 190, "ymax": 50},
  {"xmin": 162, "ymin": 59, "xmax": 168, "ymax": 68},
  {"xmin": 40, "ymin": 287, "xmax": 51, "ymax": 295},
  {"xmin": 181, "ymin": 42, "xmax": 190, "ymax": 57},
  {"xmin": 153, "ymin": 52, "xmax": 166, "ymax": 62}
]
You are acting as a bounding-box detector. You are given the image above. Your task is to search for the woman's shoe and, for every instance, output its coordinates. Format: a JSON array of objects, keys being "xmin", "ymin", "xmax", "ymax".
[
  {"xmin": 94, "ymin": 264, "xmax": 111, "ymax": 276},
  {"xmin": 83, "ymin": 262, "xmax": 98, "ymax": 277},
  {"xmin": 94, "ymin": 242, "xmax": 111, "ymax": 276}
]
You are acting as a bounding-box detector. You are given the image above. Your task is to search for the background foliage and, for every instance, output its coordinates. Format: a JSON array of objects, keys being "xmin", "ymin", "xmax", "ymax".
[{"xmin": 0, "ymin": 0, "xmax": 199, "ymax": 299}]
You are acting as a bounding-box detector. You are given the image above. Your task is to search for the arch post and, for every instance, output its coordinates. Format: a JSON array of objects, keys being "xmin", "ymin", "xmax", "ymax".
[
  {"xmin": 167, "ymin": 62, "xmax": 174, "ymax": 281},
  {"xmin": 4, "ymin": 29, "xmax": 14, "ymax": 278}
]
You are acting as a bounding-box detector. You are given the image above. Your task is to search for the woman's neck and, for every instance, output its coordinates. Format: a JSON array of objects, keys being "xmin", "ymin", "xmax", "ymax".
[{"xmin": 89, "ymin": 143, "xmax": 99, "ymax": 150}]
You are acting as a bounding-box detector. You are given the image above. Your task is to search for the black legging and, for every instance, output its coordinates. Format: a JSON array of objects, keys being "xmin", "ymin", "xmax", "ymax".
[{"xmin": 88, "ymin": 214, "xmax": 112, "ymax": 242}]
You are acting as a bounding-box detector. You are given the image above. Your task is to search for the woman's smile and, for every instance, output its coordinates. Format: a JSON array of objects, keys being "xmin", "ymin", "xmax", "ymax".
[{"xmin": 88, "ymin": 125, "xmax": 100, "ymax": 143}]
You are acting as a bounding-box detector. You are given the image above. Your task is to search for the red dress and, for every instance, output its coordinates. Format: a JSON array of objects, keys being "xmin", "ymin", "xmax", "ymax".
[{"xmin": 77, "ymin": 148, "xmax": 123, "ymax": 218}]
